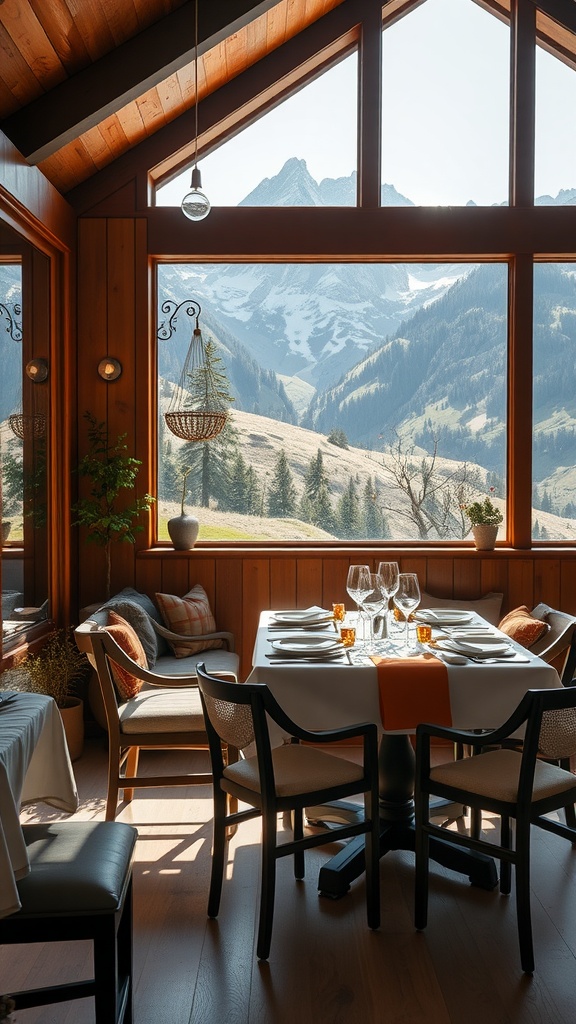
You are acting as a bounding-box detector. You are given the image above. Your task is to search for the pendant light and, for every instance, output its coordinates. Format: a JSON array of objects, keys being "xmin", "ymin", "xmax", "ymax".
[{"xmin": 181, "ymin": 0, "xmax": 211, "ymax": 221}]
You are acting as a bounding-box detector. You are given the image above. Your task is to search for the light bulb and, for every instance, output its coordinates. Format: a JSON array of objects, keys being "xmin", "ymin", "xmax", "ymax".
[{"xmin": 181, "ymin": 166, "xmax": 211, "ymax": 221}]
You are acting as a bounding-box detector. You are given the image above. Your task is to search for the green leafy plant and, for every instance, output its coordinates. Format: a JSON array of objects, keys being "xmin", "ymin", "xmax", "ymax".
[
  {"xmin": 2, "ymin": 628, "xmax": 89, "ymax": 709},
  {"xmin": 461, "ymin": 492, "xmax": 504, "ymax": 527},
  {"xmin": 72, "ymin": 413, "xmax": 155, "ymax": 598}
]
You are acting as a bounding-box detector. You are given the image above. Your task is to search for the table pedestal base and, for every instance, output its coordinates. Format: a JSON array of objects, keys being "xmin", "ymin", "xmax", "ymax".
[{"xmin": 315, "ymin": 733, "xmax": 499, "ymax": 898}]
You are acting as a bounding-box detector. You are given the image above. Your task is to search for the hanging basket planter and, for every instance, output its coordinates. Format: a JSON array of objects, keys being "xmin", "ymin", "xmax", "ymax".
[
  {"xmin": 158, "ymin": 299, "xmax": 230, "ymax": 443},
  {"xmin": 164, "ymin": 409, "xmax": 228, "ymax": 442},
  {"xmin": 9, "ymin": 412, "xmax": 46, "ymax": 440}
]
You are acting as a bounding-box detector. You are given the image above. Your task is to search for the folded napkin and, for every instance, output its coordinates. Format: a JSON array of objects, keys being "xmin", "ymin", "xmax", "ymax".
[{"xmin": 370, "ymin": 654, "xmax": 452, "ymax": 731}]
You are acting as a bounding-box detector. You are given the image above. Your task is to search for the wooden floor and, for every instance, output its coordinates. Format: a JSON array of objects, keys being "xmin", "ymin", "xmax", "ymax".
[{"xmin": 4, "ymin": 737, "xmax": 576, "ymax": 1024}]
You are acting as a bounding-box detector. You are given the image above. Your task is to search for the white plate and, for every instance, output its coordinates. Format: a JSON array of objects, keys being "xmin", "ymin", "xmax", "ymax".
[
  {"xmin": 415, "ymin": 609, "xmax": 473, "ymax": 625},
  {"xmin": 270, "ymin": 607, "xmax": 332, "ymax": 626},
  {"xmin": 444, "ymin": 633, "xmax": 501, "ymax": 644},
  {"xmin": 437, "ymin": 638, "xmax": 512, "ymax": 657},
  {"xmin": 270, "ymin": 635, "xmax": 343, "ymax": 655}
]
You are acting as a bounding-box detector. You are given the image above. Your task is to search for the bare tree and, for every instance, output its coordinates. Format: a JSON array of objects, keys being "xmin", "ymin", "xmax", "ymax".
[{"xmin": 380, "ymin": 431, "xmax": 482, "ymax": 540}]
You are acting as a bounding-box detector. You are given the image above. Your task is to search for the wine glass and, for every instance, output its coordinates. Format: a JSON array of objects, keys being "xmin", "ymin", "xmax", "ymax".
[
  {"xmin": 377, "ymin": 561, "xmax": 399, "ymax": 637},
  {"xmin": 346, "ymin": 564, "xmax": 371, "ymax": 637},
  {"xmin": 362, "ymin": 573, "xmax": 387, "ymax": 647},
  {"xmin": 393, "ymin": 573, "xmax": 421, "ymax": 652}
]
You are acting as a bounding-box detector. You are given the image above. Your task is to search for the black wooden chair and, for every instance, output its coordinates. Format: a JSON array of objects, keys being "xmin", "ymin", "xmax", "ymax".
[
  {"xmin": 196, "ymin": 662, "xmax": 380, "ymax": 960},
  {"xmin": 0, "ymin": 820, "xmax": 137, "ymax": 1022},
  {"xmin": 414, "ymin": 686, "xmax": 576, "ymax": 973}
]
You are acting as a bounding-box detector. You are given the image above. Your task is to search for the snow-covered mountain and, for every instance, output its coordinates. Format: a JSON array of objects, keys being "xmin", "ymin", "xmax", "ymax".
[
  {"xmin": 161, "ymin": 158, "xmax": 475, "ymax": 392},
  {"xmin": 239, "ymin": 157, "xmax": 415, "ymax": 208}
]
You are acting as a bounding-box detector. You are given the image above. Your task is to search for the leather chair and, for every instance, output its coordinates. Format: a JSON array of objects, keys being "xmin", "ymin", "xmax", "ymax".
[
  {"xmin": 414, "ymin": 687, "xmax": 576, "ymax": 973},
  {"xmin": 75, "ymin": 622, "xmax": 237, "ymax": 821},
  {"xmin": 196, "ymin": 662, "xmax": 380, "ymax": 961},
  {"xmin": 1, "ymin": 820, "xmax": 137, "ymax": 1022}
]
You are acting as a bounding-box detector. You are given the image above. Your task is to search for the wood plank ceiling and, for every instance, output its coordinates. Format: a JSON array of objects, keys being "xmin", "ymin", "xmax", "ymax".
[
  {"xmin": 0, "ymin": 0, "xmax": 346, "ymax": 195},
  {"xmin": 0, "ymin": 0, "xmax": 574, "ymax": 199}
]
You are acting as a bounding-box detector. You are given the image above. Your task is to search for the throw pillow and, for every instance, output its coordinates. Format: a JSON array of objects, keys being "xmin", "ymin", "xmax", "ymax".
[
  {"xmin": 99, "ymin": 597, "xmax": 158, "ymax": 667},
  {"xmin": 112, "ymin": 587, "xmax": 170, "ymax": 657},
  {"xmin": 419, "ymin": 590, "xmax": 504, "ymax": 626},
  {"xmin": 498, "ymin": 606, "xmax": 550, "ymax": 649},
  {"xmin": 155, "ymin": 584, "xmax": 225, "ymax": 659},
  {"xmin": 104, "ymin": 610, "xmax": 148, "ymax": 700}
]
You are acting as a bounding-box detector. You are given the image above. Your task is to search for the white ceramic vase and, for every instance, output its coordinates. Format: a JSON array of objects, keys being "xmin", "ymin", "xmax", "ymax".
[{"xmin": 167, "ymin": 513, "xmax": 200, "ymax": 550}]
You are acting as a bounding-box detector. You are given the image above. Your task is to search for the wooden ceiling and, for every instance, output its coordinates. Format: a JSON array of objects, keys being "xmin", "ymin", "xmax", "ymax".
[
  {"xmin": 0, "ymin": 0, "xmax": 346, "ymax": 196},
  {"xmin": 0, "ymin": 0, "xmax": 574, "ymax": 199}
]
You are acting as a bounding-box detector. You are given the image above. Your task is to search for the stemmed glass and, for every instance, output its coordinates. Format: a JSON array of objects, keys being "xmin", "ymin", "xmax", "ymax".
[
  {"xmin": 346, "ymin": 564, "xmax": 371, "ymax": 638},
  {"xmin": 393, "ymin": 573, "xmax": 421, "ymax": 653},
  {"xmin": 377, "ymin": 561, "xmax": 399, "ymax": 638},
  {"xmin": 362, "ymin": 573, "xmax": 387, "ymax": 648}
]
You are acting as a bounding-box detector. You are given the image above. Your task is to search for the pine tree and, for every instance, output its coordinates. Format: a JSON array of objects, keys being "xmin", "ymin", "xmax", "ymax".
[
  {"xmin": 337, "ymin": 477, "xmax": 361, "ymax": 538},
  {"xmin": 267, "ymin": 450, "xmax": 297, "ymax": 518},
  {"xmin": 301, "ymin": 449, "xmax": 335, "ymax": 529}
]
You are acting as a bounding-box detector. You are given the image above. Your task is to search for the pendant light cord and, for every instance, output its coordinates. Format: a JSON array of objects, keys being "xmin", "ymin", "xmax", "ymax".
[{"xmin": 194, "ymin": 0, "xmax": 199, "ymax": 172}]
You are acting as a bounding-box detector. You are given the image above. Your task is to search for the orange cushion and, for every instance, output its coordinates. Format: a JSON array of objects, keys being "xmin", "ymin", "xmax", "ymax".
[
  {"xmin": 498, "ymin": 606, "xmax": 550, "ymax": 649},
  {"xmin": 104, "ymin": 610, "xmax": 148, "ymax": 700},
  {"xmin": 155, "ymin": 585, "xmax": 225, "ymax": 659}
]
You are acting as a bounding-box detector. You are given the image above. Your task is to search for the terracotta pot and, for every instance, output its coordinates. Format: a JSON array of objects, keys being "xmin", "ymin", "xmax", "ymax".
[
  {"xmin": 167, "ymin": 513, "xmax": 199, "ymax": 550},
  {"xmin": 59, "ymin": 697, "xmax": 85, "ymax": 762},
  {"xmin": 472, "ymin": 524, "xmax": 499, "ymax": 551}
]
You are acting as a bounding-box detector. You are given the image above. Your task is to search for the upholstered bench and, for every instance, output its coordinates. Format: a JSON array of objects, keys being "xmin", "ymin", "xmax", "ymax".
[{"xmin": 80, "ymin": 586, "xmax": 239, "ymax": 729}]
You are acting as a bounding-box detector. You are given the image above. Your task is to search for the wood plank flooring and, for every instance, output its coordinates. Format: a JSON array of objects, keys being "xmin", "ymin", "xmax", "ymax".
[{"xmin": 3, "ymin": 738, "xmax": 576, "ymax": 1024}]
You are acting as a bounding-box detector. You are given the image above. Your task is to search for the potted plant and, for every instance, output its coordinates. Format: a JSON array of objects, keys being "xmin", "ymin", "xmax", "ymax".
[
  {"xmin": 167, "ymin": 465, "xmax": 200, "ymax": 549},
  {"xmin": 72, "ymin": 412, "xmax": 155, "ymax": 599},
  {"xmin": 1, "ymin": 629, "xmax": 90, "ymax": 760},
  {"xmin": 461, "ymin": 491, "xmax": 504, "ymax": 550}
]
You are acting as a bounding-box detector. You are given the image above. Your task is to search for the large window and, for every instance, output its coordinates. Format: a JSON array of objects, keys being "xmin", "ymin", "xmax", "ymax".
[
  {"xmin": 535, "ymin": 26, "xmax": 576, "ymax": 204},
  {"xmin": 156, "ymin": 53, "xmax": 358, "ymax": 209},
  {"xmin": 532, "ymin": 263, "xmax": 576, "ymax": 541},
  {"xmin": 381, "ymin": 0, "xmax": 509, "ymax": 207},
  {"xmin": 157, "ymin": 262, "xmax": 508, "ymax": 542}
]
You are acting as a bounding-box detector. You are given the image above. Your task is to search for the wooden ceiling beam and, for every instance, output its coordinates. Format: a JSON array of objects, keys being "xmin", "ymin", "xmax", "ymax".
[
  {"xmin": 67, "ymin": 0, "xmax": 362, "ymax": 214},
  {"xmin": 529, "ymin": 0, "xmax": 576, "ymax": 35},
  {"xmin": 0, "ymin": 0, "xmax": 282, "ymax": 165}
]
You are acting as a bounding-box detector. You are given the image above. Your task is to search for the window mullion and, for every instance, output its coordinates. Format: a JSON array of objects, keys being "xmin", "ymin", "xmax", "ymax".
[{"xmin": 510, "ymin": 0, "xmax": 536, "ymax": 206}]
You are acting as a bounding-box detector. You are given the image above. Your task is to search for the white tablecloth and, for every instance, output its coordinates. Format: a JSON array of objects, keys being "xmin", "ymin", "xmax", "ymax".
[
  {"xmin": 0, "ymin": 691, "xmax": 79, "ymax": 918},
  {"xmin": 248, "ymin": 612, "xmax": 562, "ymax": 741}
]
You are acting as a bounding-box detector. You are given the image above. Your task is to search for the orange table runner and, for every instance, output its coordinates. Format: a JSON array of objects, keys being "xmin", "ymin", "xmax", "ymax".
[{"xmin": 370, "ymin": 654, "xmax": 452, "ymax": 731}]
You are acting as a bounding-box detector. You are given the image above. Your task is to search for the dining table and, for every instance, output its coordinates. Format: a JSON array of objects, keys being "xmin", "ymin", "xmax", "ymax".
[
  {"xmin": 0, "ymin": 690, "xmax": 79, "ymax": 918},
  {"xmin": 247, "ymin": 607, "xmax": 563, "ymax": 898}
]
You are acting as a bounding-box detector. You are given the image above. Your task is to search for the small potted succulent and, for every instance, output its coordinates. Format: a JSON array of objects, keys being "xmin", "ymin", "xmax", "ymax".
[{"xmin": 461, "ymin": 490, "xmax": 504, "ymax": 550}]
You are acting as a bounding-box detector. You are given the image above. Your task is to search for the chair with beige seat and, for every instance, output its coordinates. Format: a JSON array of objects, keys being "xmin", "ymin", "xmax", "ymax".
[
  {"xmin": 529, "ymin": 603, "xmax": 576, "ymax": 683},
  {"xmin": 195, "ymin": 662, "xmax": 380, "ymax": 961},
  {"xmin": 75, "ymin": 621, "xmax": 238, "ymax": 821},
  {"xmin": 414, "ymin": 686, "xmax": 576, "ymax": 974}
]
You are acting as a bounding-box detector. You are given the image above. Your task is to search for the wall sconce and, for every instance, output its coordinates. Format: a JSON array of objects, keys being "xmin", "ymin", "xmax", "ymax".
[
  {"xmin": 25, "ymin": 358, "xmax": 49, "ymax": 382},
  {"xmin": 97, "ymin": 357, "xmax": 122, "ymax": 381}
]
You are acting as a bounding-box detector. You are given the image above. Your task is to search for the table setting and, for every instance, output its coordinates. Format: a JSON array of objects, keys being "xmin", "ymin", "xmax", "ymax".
[{"xmin": 248, "ymin": 573, "xmax": 563, "ymax": 898}]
